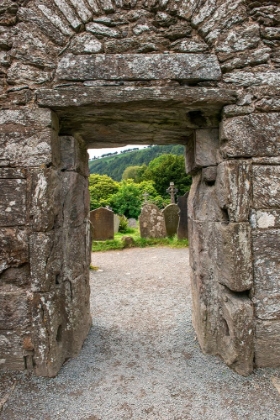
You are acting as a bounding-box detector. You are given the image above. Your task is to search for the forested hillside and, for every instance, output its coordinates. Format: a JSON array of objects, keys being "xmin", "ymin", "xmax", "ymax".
[{"xmin": 88, "ymin": 145, "xmax": 185, "ymax": 181}]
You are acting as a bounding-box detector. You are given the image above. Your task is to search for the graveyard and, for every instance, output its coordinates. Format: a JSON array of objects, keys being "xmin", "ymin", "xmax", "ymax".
[{"xmin": 89, "ymin": 180, "xmax": 189, "ymax": 251}]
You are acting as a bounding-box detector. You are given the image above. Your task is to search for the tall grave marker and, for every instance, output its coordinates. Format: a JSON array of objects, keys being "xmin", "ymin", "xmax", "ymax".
[
  {"xmin": 163, "ymin": 204, "xmax": 180, "ymax": 237},
  {"xmin": 139, "ymin": 204, "xmax": 166, "ymax": 238},
  {"xmin": 90, "ymin": 207, "xmax": 114, "ymax": 240}
]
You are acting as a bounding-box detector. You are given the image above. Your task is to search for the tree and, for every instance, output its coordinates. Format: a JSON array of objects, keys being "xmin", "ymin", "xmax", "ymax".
[
  {"xmin": 108, "ymin": 181, "xmax": 143, "ymax": 218},
  {"xmin": 143, "ymin": 154, "xmax": 192, "ymax": 197},
  {"xmin": 88, "ymin": 174, "xmax": 119, "ymax": 211},
  {"xmin": 122, "ymin": 165, "xmax": 147, "ymax": 183}
]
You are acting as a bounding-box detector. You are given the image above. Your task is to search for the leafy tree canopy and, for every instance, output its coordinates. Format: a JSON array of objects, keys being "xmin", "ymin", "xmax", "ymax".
[
  {"xmin": 143, "ymin": 154, "xmax": 192, "ymax": 197},
  {"xmin": 88, "ymin": 174, "xmax": 119, "ymax": 211},
  {"xmin": 122, "ymin": 165, "xmax": 147, "ymax": 183},
  {"xmin": 108, "ymin": 181, "xmax": 142, "ymax": 219}
]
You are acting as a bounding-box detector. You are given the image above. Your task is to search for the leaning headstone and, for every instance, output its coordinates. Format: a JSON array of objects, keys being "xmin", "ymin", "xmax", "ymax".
[
  {"xmin": 177, "ymin": 192, "xmax": 189, "ymax": 240},
  {"xmin": 128, "ymin": 218, "xmax": 137, "ymax": 228},
  {"xmin": 90, "ymin": 207, "xmax": 114, "ymax": 240},
  {"xmin": 163, "ymin": 204, "xmax": 180, "ymax": 237},
  {"xmin": 114, "ymin": 214, "xmax": 120, "ymax": 234},
  {"xmin": 139, "ymin": 204, "xmax": 166, "ymax": 238}
]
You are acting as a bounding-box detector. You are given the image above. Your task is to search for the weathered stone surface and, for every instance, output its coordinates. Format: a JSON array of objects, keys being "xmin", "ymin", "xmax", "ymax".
[
  {"xmin": 86, "ymin": 22, "xmax": 121, "ymax": 37},
  {"xmin": 0, "ymin": 108, "xmax": 57, "ymax": 167},
  {"xmin": 220, "ymin": 113, "xmax": 280, "ymax": 158},
  {"xmin": 213, "ymin": 222, "xmax": 253, "ymax": 292},
  {"xmin": 68, "ymin": 33, "xmax": 103, "ymax": 54},
  {"xmin": 177, "ymin": 192, "xmax": 189, "ymax": 240},
  {"xmin": 37, "ymin": 86, "xmax": 237, "ymax": 109},
  {"xmin": 0, "ymin": 264, "xmax": 30, "ymax": 288},
  {"xmin": 30, "ymin": 231, "xmax": 63, "ymax": 293},
  {"xmin": 252, "ymin": 165, "xmax": 280, "ymax": 209},
  {"xmin": 114, "ymin": 214, "xmax": 120, "ymax": 234},
  {"xmin": 163, "ymin": 204, "xmax": 179, "ymax": 237},
  {"xmin": 28, "ymin": 168, "xmax": 61, "ymax": 232},
  {"xmin": 0, "ymin": 331, "xmax": 26, "ymax": 371},
  {"xmin": 195, "ymin": 129, "xmax": 219, "ymax": 167},
  {"xmin": 127, "ymin": 218, "xmax": 137, "ymax": 228},
  {"xmin": 56, "ymin": 53, "xmax": 222, "ymax": 82},
  {"xmin": 31, "ymin": 289, "xmax": 73, "ymax": 377},
  {"xmin": 216, "ymin": 23, "xmax": 260, "ymax": 54},
  {"xmin": 121, "ymin": 236, "xmax": 135, "ymax": 248},
  {"xmin": 250, "ymin": 209, "xmax": 280, "ymax": 230},
  {"xmin": 139, "ymin": 204, "xmax": 166, "ymax": 238},
  {"xmin": 219, "ymin": 287, "xmax": 254, "ymax": 376},
  {"xmin": 252, "ymin": 229, "xmax": 280, "ymax": 320},
  {"xmin": 255, "ymin": 320, "xmax": 280, "ymax": 368},
  {"xmin": 171, "ymin": 38, "xmax": 208, "ymax": 53},
  {"xmin": 189, "ymin": 218, "xmax": 254, "ymax": 374},
  {"xmin": 216, "ymin": 160, "xmax": 251, "ymax": 222},
  {"xmin": 0, "ymin": 228, "xmax": 28, "ymax": 275},
  {"xmin": 90, "ymin": 207, "xmax": 114, "ymax": 240},
  {"xmin": 220, "ymin": 48, "xmax": 270, "ymax": 73},
  {"xmin": 185, "ymin": 129, "xmax": 219, "ymax": 174},
  {"xmin": 0, "ymin": 178, "xmax": 26, "ymax": 226},
  {"xmin": 0, "ymin": 285, "xmax": 30, "ymax": 331},
  {"xmin": 222, "ymin": 104, "xmax": 255, "ymax": 118},
  {"xmin": 255, "ymin": 98, "xmax": 280, "ymax": 112},
  {"xmin": 60, "ymin": 136, "xmax": 89, "ymax": 177},
  {"xmin": 187, "ymin": 172, "xmax": 227, "ymax": 222},
  {"xmin": 223, "ymin": 71, "xmax": 280, "ymax": 87}
]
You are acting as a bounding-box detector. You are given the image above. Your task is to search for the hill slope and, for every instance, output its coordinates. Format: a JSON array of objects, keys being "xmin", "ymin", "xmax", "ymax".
[{"xmin": 88, "ymin": 145, "xmax": 185, "ymax": 181}]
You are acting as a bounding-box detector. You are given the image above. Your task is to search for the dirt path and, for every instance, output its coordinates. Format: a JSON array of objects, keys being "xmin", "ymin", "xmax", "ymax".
[{"xmin": 1, "ymin": 247, "xmax": 280, "ymax": 419}]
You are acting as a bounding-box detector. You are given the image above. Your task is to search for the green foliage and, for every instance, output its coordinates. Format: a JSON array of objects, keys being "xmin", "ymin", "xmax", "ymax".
[
  {"xmin": 143, "ymin": 154, "xmax": 192, "ymax": 197},
  {"xmin": 108, "ymin": 181, "xmax": 142, "ymax": 219},
  {"xmin": 89, "ymin": 145, "xmax": 186, "ymax": 181},
  {"xmin": 92, "ymin": 228, "xmax": 189, "ymax": 252},
  {"xmin": 119, "ymin": 215, "xmax": 128, "ymax": 232},
  {"xmin": 88, "ymin": 174, "xmax": 119, "ymax": 211},
  {"xmin": 122, "ymin": 165, "xmax": 147, "ymax": 183}
]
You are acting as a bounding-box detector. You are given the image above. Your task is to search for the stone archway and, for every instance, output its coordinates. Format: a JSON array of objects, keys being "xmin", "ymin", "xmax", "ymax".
[{"xmin": 1, "ymin": 0, "xmax": 280, "ymax": 377}]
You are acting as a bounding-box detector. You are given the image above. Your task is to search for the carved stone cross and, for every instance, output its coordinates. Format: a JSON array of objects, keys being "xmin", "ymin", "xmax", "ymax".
[{"xmin": 166, "ymin": 182, "xmax": 178, "ymax": 204}]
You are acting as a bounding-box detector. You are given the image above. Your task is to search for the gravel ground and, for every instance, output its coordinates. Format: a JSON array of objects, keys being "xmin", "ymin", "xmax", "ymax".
[{"xmin": 1, "ymin": 247, "xmax": 280, "ymax": 420}]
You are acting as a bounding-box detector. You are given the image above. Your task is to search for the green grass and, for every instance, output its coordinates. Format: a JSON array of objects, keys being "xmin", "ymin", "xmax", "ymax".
[{"xmin": 92, "ymin": 228, "xmax": 189, "ymax": 252}]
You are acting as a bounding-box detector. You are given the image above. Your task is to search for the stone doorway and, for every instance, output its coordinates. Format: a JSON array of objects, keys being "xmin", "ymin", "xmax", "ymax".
[
  {"xmin": 2, "ymin": 55, "xmax": 280, "ymax": 377},
  {"xmin": 37, "ymin": 82, "xmax": 239, "ymax": 376}
]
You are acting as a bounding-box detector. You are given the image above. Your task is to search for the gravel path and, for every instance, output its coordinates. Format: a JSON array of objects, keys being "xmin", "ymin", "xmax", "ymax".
[{"xmin": 1, "ymin": 247, "xmax": 280, "ymax": 419}]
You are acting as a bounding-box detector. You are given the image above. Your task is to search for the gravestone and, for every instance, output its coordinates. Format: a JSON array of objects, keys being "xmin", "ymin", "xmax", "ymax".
[
  {"xmin": 90, "ymin": 207, "xmax": 114, "ymax": 240},
  {"xmin": 163, "ymin": 204, "xmax": 180, "ymax": 237},
  {"xmin": 128, "ymin": 218, "xmax": 137, "ymax": 228},
  {"xmin": 139, "ymin": 204, "xmax": 166, "ymax": 238},
  {"xmin": 114, "ymin": 214, "xmax": 120, "ymax": 234},
  {"xmin": 177, "ymin": 192, "xmax": 189, "ymax": 240}
]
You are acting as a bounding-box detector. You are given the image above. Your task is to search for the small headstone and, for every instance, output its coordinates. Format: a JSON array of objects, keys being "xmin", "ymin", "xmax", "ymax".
[
  {"xmin": 128, "ymin": 218, "xmax": 137, "ymax": 228},
  {"xmin": 139, "ymin": 204, "xmax": 166, "ymax": 238},
  {"xmin": 114, "ymin": 214, "xmax": 120, "ymax": 234},
  {"xmin": 121, "ymin": 236, "xmax": 135, "ymax": 248},
  {"xmin": 90, "ymin": 207, "xmax": 114, "ymax": 240},
  {"xmin": 177, "ymin": 192, "xmax": 189, "ymax": 240},
  {"xmin": 163, "ymin": 204, "xmax": 180, "ymax": 237}
]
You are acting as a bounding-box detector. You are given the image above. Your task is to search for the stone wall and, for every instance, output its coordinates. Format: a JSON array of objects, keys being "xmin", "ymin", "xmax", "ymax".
[
  {"xmin": 0, "ymin": 106, "xmax": 91, "ymax": 376},
  {"xmin": 1, "ymin": 0, "xmax": 280, "ymax": 375}
]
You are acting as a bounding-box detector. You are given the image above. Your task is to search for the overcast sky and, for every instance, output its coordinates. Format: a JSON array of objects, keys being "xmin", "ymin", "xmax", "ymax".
[{"xmin": 88, "ymin": 145, "xmax": 148, "ymax": 159}]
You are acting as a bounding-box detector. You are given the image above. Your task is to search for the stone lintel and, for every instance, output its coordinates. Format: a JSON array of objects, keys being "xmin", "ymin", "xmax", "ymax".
[
  {"xmin": 56, "ymin": 53, "xmax": 222, "ymax": 82},
  {"xmin": 36, "ymin": 86, "xmax": 237, "ymax": 109}
]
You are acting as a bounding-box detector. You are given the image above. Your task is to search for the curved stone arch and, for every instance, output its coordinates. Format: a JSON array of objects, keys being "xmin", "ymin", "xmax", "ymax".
[{"xmin": 1, "ymin": 0, "xmax": 280, "ymax": 377}]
